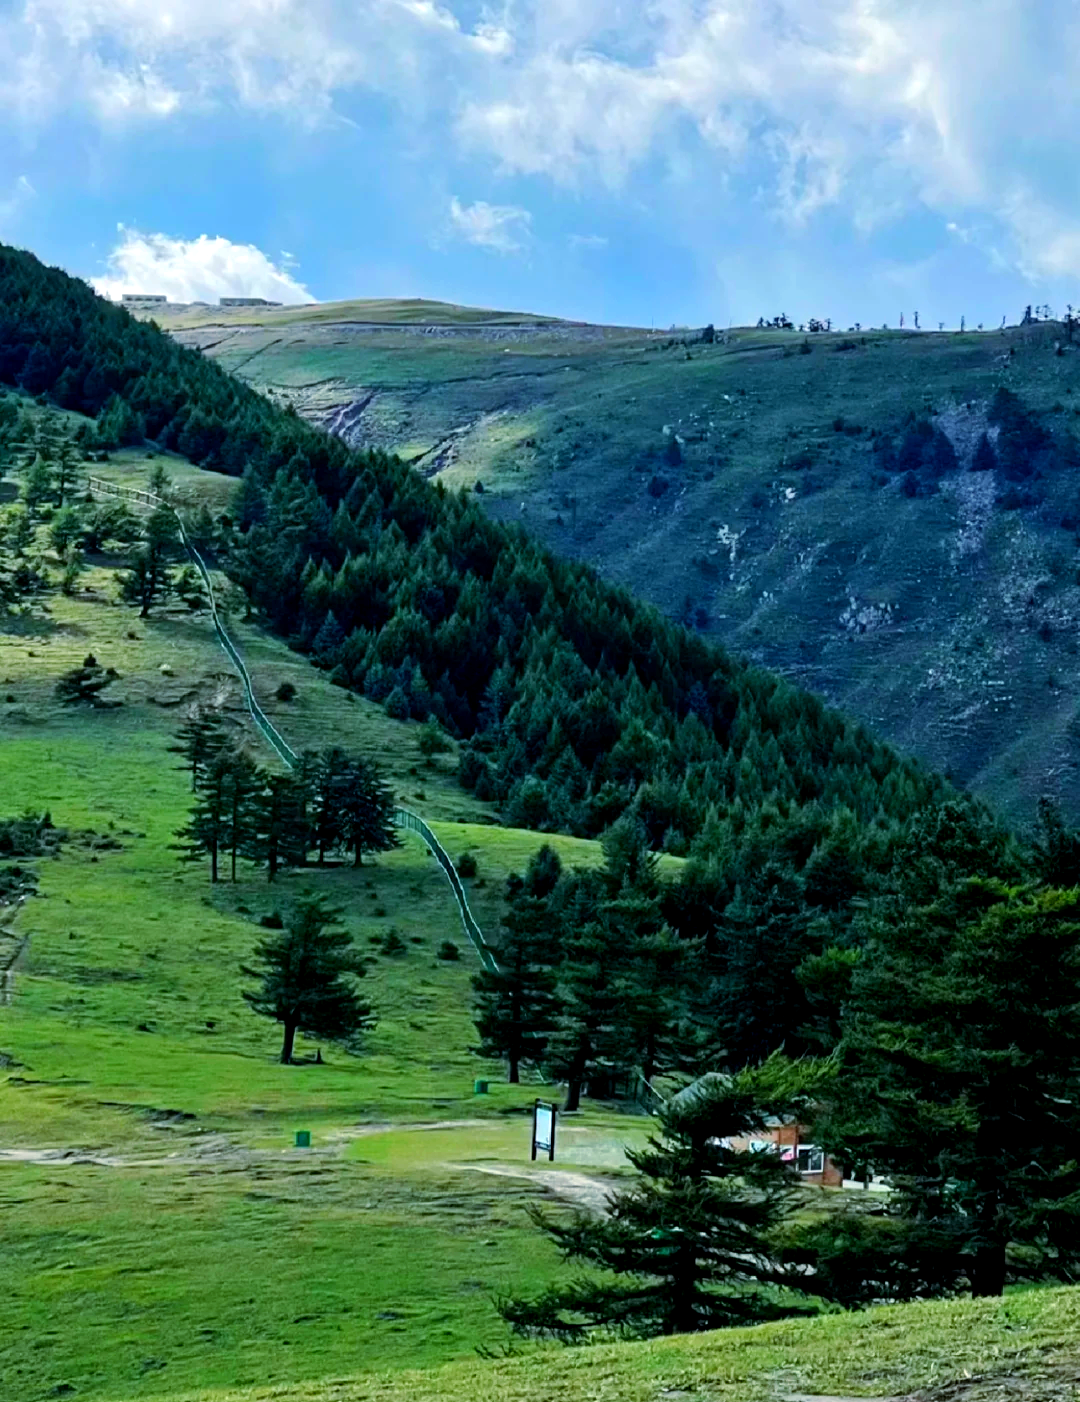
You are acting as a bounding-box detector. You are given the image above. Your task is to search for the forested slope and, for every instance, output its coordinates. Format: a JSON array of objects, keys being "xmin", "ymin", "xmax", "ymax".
[
  {"xmin": 0, "ymin": 242, "xmax": 950, "ymax": 864},
  {"xmin": 160, "ymin": 299, "xmax": 1080, "ymax": 821}
]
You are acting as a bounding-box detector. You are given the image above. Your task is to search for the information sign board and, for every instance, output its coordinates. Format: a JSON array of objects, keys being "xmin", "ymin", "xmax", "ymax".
[{"xmin": 532, "ymin": 1100, "xmax": 557, "ymax": 1161}]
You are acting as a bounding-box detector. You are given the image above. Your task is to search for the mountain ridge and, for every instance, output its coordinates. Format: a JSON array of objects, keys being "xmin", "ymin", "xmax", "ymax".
[{"xmin": 157, "ymin": 302, "xmax": 1080, "ymax": 821}]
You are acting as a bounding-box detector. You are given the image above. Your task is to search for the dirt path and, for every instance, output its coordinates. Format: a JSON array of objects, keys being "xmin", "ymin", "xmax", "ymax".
[
  {"xmin": 0, "ymin": 930, "xmax": 29, "ymax": 1008},
  {"xmin": 451, "ymin": 1161, "xmax": 617, "ymax": 1214},
  {"xmin": 0, "ymin": 1120, "xmax": 508, "ymax": 1171}
]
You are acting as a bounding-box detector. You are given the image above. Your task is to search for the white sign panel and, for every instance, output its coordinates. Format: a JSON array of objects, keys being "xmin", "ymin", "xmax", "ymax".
[{"xmin": 532, "ymin": 1100, "xmax": 556, "ymax": 1161}]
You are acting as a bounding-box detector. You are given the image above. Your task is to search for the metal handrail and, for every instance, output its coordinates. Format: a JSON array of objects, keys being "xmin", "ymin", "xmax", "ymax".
[{"xmin": 85, "ymin": 475, "xmax": 498, "ymax": 970}]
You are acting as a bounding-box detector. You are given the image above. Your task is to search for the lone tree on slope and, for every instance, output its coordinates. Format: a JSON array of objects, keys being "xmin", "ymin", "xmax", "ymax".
[
  {"xmin": 242, "ymin": 896, "xmax": 375, "ymax": 1064},
  {"xmin": 119, "ymin": 503, "xmax": 179, "ymax": 617}
]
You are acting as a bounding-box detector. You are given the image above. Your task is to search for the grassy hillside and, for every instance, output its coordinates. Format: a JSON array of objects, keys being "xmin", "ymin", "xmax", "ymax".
[
  {"xmin": 156, "ymin": 297, "xmax": 566, "ymax": 331},
  {"xmin": 103, "ymin": 1287, "xmax": 1080, "ymax": 1402},
  {"xmin": 162, "ymin": 304, "xmax": 1080, "ymax": 821},
  {"xmin": 0, "ymin": 480, "xmax": 667, "ymax": 1400}
]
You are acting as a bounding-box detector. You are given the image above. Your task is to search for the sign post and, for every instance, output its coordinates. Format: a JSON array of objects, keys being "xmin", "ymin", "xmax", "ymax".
[{"xmin": 531, "ymin": 1099, "xmax": 556, "ymax": 1162}]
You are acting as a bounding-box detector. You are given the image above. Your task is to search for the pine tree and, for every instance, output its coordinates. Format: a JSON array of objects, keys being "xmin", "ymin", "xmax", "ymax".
[
  {"xmin": 500, "ymin": 1057, "xmax": 826, "ymax": 1340},
  {"xmin": 821, "ymin": 882, "xmax": 1080, "ymax": 1297},
  {"xmin": 174, "ymin": 748, "xmax": 234, "ymax": 882},
  {"xmin": 548, "ymin": 905, "xmax": 620, "ymax": 1111},
  {"xmin": 241, "ymin": 896, "xmax": 375, "ymax": 1063},
  {"xmin": 1028, "ymin": 796, "xmax": 1080, "ymax": 887},
  {"xmin": 608, "ymin": 887, "xmax": 687, "ymax": 1089},
  {"xmin": 21, "ymin": 452, "xmax": 53, "ymax": 517},
  {"xmin": 48, "ymin": 505, "xmax": 83, "ymax": 555},
  {"xmin": 697, "ymin": 865, "xmax": 818, "ymax": 1069},
  {"xmin": 300, "ymin": 749, "xmax": 345, "ymax": 865},
  {"xmin": 337, "ymin": 756, "xmax": 398, "ymax": 867},
  {"xmin": 473, "ymin": 847, "xmax": 561, "ymax": 1082},
  {"xmin": 168, "ymin": 709, "xmax": 227, "ymax": 791},
  {"xmin": 224, "ymin": 750, "xmax": 261, "ymax": 883},
  {"xmin": 311, "ymin": 610, "xmax": 345, "ymax": 666},
  {"xmin": 55, "ymin": 438, "xmax": 77, "ymax": 505},
  {"xmin": 119, "ymin": 504, "xmax": 179, "ymax": 617},
  {"xmin": 245, "ymin": 773, "xmax": 308, "ymax": 882}
]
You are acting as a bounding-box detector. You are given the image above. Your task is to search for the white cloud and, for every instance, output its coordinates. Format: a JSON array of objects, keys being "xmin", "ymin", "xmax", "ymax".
[
  {"xmin": 448, "ymin": 197, "xmax": 532, "ymax": 254},
  {"xmin": 568, "ymin": 233, "xmax": 608, "ymax": 250},
  {"xmin": 91, "ymin": 227, "xmax": 314, "ymax": 303},
  {"xmin": 6, "ymin": 1, "xmax": 1080, "ymax": 280},
  {"xmin": 0, "ymin": 175, "xmax": 36, "ymax": 230}
]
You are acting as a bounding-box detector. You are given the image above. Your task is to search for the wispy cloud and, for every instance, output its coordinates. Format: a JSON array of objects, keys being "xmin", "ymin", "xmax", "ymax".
[
  {"xmin": 4, "ymin": 1, "xmax": 1080, "ymax": 280},
  {"xmin": 448, "ymin": 197, "xmax": 532, "ymax": 255},
  {"xmin": 0, "ymin": 174, "xmax": 35, "ymax": 231},
  {"xmin": 568, "ymin": 233, "xmax": 608, "ymax": 250},
  {"xmin": 91, "ymin": 227, "xmax": 314, "ymax": 304}
]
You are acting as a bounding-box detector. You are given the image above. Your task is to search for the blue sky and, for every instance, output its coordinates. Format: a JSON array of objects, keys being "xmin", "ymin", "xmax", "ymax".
[{"xmin": 1, "ymin": 0, "xmax": 1078, "ymax": 328}]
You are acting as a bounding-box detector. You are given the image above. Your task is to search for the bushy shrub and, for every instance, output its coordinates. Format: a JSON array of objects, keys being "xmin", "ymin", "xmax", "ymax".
[
  {"xmin": 380, "ymin": 929, "xmax": 408, "ymax": 957},
  {"xmin": 384, "ymin": 686, "xmax": 409, "ymax": 721}
]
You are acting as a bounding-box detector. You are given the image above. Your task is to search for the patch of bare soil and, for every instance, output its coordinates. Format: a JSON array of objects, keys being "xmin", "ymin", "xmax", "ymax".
[
  {"xmin": 450, "ymin": 1161, "xmax": 617, "ymax": 1214},
  {"xmin": 785, "ymin": 1362, "xmax": 1080, "ymax": 1402},
  {"xmin": 904, "ymin": 1363, "xmax": 1080, "ymax": 1401}
]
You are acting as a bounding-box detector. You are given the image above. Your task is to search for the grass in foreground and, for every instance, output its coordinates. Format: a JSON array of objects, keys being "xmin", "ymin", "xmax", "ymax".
[
  {"xmin": 111, "ymin": 1286, "xmax": 1080, "ymax": 1402},
  {"xmin": 0, "ymin": 1155, "xmax": 569, "ymax": 1401}
]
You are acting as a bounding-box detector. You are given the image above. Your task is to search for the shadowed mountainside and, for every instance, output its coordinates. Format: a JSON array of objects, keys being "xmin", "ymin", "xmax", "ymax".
[{"xmin": 156, "ymin": 301, "xmax": 1080, "ymax": 822}]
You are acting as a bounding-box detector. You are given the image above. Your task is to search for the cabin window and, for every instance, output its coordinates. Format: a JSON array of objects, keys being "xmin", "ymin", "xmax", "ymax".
[{"xmin": 796, "ymin": 1145, "xmax": 825, "ymax": 1174}]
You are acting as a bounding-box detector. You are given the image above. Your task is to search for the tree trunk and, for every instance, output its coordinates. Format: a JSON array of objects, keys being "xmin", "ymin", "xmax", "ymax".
[
  {"xmin": 666, "ymin": 1249, "xmax": 699, "ymax": 1334},
  {"xmin": 280, "ymin": 1021, "xmax": 297, "ymax": 1065},
  {"xmin": 210, "ymin": 839, "xmax": 218, "ymax": 884},
  {"xmin": 564, "ymin": 1041, "xmax": 587, "ymax": 1112},
  {"xmin": 641, "ymin": 1034, "xmax": 656, "ymax": 1091},
  {"xmin": 508, "ymin": 1054, "xmax": 520, "ymax": 1085},
  {"xmin": 970, "ymin": 1238, "xmax": 1006, "ymax": 1297}
]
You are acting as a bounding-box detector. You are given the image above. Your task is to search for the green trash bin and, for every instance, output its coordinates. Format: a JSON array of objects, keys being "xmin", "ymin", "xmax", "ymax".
[
  {"xmin": 473, "ymin": 1079, "xmax": 489, "ymax": 1096},
  {"xmin": 295, "ymin": 1130, "xmax": 311, "ymax": 1148}
]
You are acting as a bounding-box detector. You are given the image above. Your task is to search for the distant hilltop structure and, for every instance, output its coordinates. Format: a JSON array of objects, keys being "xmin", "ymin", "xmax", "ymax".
[{"xmin": 120, "ymin": 293, "xmax": 284, "ymax": 310}]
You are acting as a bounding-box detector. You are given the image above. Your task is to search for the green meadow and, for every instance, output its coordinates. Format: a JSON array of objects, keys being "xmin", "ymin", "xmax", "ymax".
[{"xmin": 0, "ymin": 507, "xmax": 654, "ymax": 1401}]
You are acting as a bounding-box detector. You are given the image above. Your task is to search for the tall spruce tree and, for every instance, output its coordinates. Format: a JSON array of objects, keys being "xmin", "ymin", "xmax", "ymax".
[
  {"xmin": 301, "ymin": 748, "xmax": 346, "ymax": 865},
  {"xmin": 820, "ymin": 881, "xmax": 1080, "ymax": 1297},
  {"xmin": 547, "ymin": 898, "xmax": 621, "ymax": 1112},
  {"xmin": 246, "ymin": 773, "xmax": 308, "ymax": 882},
  {"xmin": 120, "ymin": 503, "xmax": 179, "ymax": 617},
  {"xmin": 169, "ymin": 708, "xmax": 227, "ymax": 791},
  {"xmin": 337, "ymin": 756, "xmax": 398, "ymax": 867},
  {"xmin": 223, "ymin": 750, "xmax": 261, "ymax": 883},
  {"xmin": 55, "ymin": 438, "xmax": 76, "ymax": 506},
  {"xmin": 242, "ymin": 896, "xmax": 375, "ymax": 1063},
  {"xmin": 702, "ymin": 865, "xmax": 819, "ymax": 1069},
  {"xmin": 501, "ymin": 1057, "xmax": 826, "ymax": 1340},
  {"xmin": 174, "ymin": 748, "xmax": 236, "ymax": 883},
  {"xmin": 21, "ymin": 452, "xmax": 53, "ymax": 517},
  {"xmin": 473, "ymin": 847, "xmax": 561, "ymax": 1082},
  {"xmin": 608, "ymin": 886, "xmax": 687, "ymax": 1089}
]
